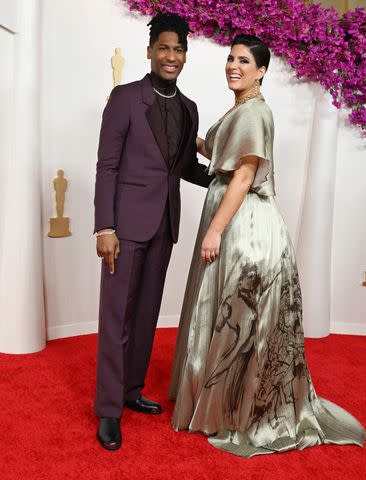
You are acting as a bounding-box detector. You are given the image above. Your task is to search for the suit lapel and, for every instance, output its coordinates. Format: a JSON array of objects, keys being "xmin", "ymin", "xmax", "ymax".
[
  {"xmin": 171, "ymin": 90, "xmax": 194, "ymax": 170},
  {"xmin": 142, "ymin": 75, "xmax": 169, "ymax": 167},
  {"xmin": 171, "ymin": 102, "xmax": 190, "ymax": 170},
  {"xmin": 178, "ymin": 89, "xmax": 196, "ymax": 123}
]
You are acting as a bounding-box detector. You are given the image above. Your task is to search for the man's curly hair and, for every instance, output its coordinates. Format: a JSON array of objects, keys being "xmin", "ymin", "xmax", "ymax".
[{"xmin": 148, "ymin": 13, "xmax": 191, "ymax": 51}]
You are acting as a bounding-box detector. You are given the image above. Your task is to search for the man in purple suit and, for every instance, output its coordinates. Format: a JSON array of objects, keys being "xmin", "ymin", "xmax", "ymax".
[{"xmin": 94, "ymin": 13, "xmax": 212, "ymax": 450}]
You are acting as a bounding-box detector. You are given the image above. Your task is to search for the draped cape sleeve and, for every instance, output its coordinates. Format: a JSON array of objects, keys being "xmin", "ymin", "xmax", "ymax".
[{"xmin": 208, "ymin": 100, "xmax": 275, "ymax": 197}]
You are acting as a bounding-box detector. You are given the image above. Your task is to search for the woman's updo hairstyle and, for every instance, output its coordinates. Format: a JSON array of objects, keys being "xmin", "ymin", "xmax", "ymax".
[{"xmin": 231, "ymin": 34, "xmax": 270, "ymax": 85}]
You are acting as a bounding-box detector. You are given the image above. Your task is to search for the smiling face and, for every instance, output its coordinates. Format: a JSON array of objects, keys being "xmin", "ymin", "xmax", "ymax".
[
  {"xmin": 226, "ymin": 44, "xmax": 266, "ymax": 96},
  {"xmin": 147, "ymin": 31, "xmax": 186, "ymax": 81}
]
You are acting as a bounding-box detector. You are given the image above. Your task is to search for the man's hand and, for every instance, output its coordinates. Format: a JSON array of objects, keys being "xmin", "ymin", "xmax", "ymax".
[
  {"xmin": 196, "ymin": 136, "xmax": 209, "ymax": 159},
  {"xmin": 96, "ymin": 230, "xmax": 120, "ymax": 275}
]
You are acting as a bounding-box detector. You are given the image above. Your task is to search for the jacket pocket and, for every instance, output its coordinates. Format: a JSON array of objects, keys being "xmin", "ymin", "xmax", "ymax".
[{"xmin": 118, "ymin": 181, "xmax": 146, "ymax": 187}]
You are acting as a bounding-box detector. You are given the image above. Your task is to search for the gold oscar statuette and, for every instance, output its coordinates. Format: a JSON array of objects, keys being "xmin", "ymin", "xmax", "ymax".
[
  {"xmin": 111, "ymin": 47, "xmax": 125, "ymax": 87},
  {"xmin": 48, "ymin": 169, "xmax": 71, "ymax": 238}
]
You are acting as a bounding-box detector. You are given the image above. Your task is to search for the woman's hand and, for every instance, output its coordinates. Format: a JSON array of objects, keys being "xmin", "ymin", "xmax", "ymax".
[{"xmin": 201, "ymin": 228, "xmax": 221, "ymax": 263}]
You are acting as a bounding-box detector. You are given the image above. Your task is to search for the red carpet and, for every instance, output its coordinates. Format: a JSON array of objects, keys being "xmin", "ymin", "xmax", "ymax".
[{"xmin": 0, "ymin": 330, "xmax": 365, "ymax": 480}]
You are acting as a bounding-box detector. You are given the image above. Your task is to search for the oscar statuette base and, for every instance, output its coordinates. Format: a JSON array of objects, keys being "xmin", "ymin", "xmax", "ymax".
[{"xmin": 48, "ymin": 217, "xmax": 71, "ymax": 238}]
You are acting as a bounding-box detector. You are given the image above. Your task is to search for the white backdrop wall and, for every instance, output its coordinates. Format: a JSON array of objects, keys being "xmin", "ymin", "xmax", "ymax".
[
  {"xmin": 0, "ymin": 26, "xmax": 14, "ymax": 255},
  {"xmin": 331, "ymin": 112, "xmax": 366, "ymax": 334},
  {"xmin": 1, "ymin": 0, "xmax": 365, "ymax": 351},
  {"xmin": 0, "ymin": 0, "xmax": 20, "ymax": 32},
  {"xmin": 0, "ymin": 0, "xmax": 45, "ymax": 354},
  {"xmin": 0, "ymin": 5, "xmax": 17, "ymax": 326},
  {"xmin": 40, "ymin": 0, "xmax": 313, "ymax": 339},
  {"xmin": 42, "ymin": 0, "xmax": 366, "ymax": 338}
]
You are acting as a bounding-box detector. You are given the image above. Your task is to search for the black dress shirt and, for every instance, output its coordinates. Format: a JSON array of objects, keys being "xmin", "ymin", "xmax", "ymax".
[{"xmin": 150, "ymin": 72, "xmax": 185, "ymax": 166}]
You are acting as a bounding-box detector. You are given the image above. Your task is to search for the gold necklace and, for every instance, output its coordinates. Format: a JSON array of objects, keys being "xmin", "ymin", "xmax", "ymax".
[
  {"xmin": 235, "ymin": 92, "xmax": 264, "ymax": 107},
  {"xmin": 220, "ymin": 93, "xmax": 264, "ymax": 122}
]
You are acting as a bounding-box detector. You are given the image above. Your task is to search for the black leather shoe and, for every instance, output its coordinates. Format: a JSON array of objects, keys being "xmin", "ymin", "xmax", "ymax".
[
  {"xmin": 125, "ymin": 396, "xmax": 162, "ymax": 414},
  {"xmin": 96, "ymin": 417, "xmax": 122, "ymax": 451}
]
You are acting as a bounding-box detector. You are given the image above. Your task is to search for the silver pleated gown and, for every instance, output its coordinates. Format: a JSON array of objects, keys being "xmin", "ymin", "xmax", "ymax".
[{"xmin": 170, "ymin": 98, "xmax": 365, "ymax": 457}]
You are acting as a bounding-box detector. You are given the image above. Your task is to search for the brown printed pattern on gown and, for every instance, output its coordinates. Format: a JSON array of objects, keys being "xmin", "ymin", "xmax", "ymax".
[
  {"xmin": 204, "ymin": 251, "xmax": 314, "ymax": 434},
  {"xmin": 246, "ymin": 266, "xmax": 314, "ymax": 435}
]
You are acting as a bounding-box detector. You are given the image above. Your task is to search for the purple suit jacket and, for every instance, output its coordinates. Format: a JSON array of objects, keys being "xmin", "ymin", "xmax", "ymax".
[{"xmin": 94, "ymin": 74, "xmax": 212, "ymax": 243}]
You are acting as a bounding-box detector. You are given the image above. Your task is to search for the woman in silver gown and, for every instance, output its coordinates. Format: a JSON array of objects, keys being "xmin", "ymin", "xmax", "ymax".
[{"xmin": 170, "ymin": 34, "xmax": 365, "ymax": 458}]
